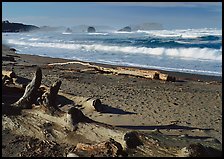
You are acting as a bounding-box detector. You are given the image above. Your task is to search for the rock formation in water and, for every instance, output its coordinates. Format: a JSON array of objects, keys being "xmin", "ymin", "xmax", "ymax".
[
  {"xmin": 118, "ymin": 26, "xmax": 132, "ymax": 32},
  {"xmin": 65, "ymin": 27, "xmax": 72, "ymax": 33},
  {"xmin": 87, "ymin": 26, "xmax": 96, "ymax": 33},
  {"xmin": 2, "ymin": 20, "xmax": 39, "ymax": 32}
]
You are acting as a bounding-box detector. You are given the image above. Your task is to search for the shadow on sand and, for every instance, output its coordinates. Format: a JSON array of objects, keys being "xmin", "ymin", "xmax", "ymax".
[
  {"xmin": 116, "ymin": 124, "xmax": 214, "ymax": 131},
  {"xmin": 97, "ymin": 104, "xmax": 137, "ymax": 115}
]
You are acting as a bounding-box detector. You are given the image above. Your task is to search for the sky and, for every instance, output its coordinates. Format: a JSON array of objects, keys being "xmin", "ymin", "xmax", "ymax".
[{"xmin": 2, "ymin": 2, "xmax": 222, "ymax": 29}]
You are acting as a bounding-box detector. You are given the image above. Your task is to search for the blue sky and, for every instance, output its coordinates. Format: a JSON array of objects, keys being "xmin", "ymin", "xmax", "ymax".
[{"xmin": 2, "ymin": 2, "xmax": 222, "ymax": 29}]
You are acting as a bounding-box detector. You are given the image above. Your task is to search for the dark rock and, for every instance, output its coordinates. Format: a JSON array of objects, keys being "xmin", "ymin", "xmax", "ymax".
[
  {"xmin": 124, "ymin": 131, "xmax": 143, "ymax": 149},
  {"xmin": 118, "ymin": 26, "xmax": 131, "ymax": 32},
  {"xmin": 9, "ymin": 48, "xmax": 16, "ymax": 52},
  {"xmin": 2, "ymin": 20, "xmax": 39, "ymax": 32},
  {"xmin": 65, "ymin": 27, "xmax": 72, "ymax": 33},
  {"xmin": 87, "ymin": 26, "xmax": 96, "ymax": 33}
]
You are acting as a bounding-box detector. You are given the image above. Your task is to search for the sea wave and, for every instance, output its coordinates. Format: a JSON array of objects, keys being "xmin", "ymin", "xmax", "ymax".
[
  {"xmin": 28, "ymin": 38, "xmax": 40, "ymax": 41},
  {"xmin": 62, "ymin": 32, "xmax": 72, "ymax": 35},
  {"xmin": 113, "ymin": 31, "xmax": 134, "ymax": 34},
  {"xmin": 137, "ymin": 28, "xmax": 222, "ymax": 39},
  {"xmin": 87, "ymin": 32, "xmax": 108, "ymax": 35},
  {"xmin": 7, "ymin": 39, "xmax": 222, "ymax": 61}
]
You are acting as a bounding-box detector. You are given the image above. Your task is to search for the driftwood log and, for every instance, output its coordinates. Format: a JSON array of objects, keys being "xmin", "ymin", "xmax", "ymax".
[
  {"xmin": 38, "ymin": 85, "xmax": 103, "ymax": 113},
  {"xmin": 72, "ymin": 138, "xmax": 128, "ymax": 157},
  {"xmin": 48, "ymin": 61, "xmax": 176, "ymax": 82},
  {"xmin": 12, "ymin": 67, "xmax": 42, "ymax": 109},
  {"xmin": 39, "ymin": 80, "xmax": 64, "ymax": 116}
]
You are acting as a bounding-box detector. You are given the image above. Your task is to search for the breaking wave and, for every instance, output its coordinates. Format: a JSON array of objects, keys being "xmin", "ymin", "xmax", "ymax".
[{"xmin": 7, "ymin": 39, "xmax": 222, "ymax": 61}]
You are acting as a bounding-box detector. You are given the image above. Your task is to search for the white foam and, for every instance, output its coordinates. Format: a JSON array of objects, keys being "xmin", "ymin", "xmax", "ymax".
[
  {"xmin": 7, "ymin": 39, "xmax": 222, "ymax": 61},
  {"xmin": 62, "ymin": 32, "xmax": 72, "ymax": 35},
  {"xmin": 29, "ymin": 38, "xmax": 39, "ymax": 41},
  {"xmin": 137, "ymin": 28, "xmax": 222, "ymax": 39},
  {"xmin": 113, "ymin": 31, "xmax": 134, "ymax": 34},
  {"xmin": 87, "ymin": 32, "xmax": 108, "ymax": 35}
]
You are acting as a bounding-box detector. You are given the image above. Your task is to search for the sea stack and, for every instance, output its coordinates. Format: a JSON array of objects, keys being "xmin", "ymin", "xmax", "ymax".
[
  {"xmin": 87, "ymin": 26, "xmax": 96, "ymax": 33},
  {"xmin": 65, "ymin": 27, "xmax": 72, "ymax": 33},
  {"xmin": 118, "ymin": 26, "xmax": 132, "ymax": 32}
]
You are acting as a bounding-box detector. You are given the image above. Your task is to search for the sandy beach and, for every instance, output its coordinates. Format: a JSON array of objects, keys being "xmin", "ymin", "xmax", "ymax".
[{"xmin": 2, "ymin": 44, "xmax": 222, "ymax": 157}]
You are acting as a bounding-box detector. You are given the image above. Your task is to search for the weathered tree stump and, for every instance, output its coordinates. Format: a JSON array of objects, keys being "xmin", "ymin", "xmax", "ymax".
[
  {"xmin": 40, "ymin": 80, "xmax": 64, "ymax": 116},
  {"xmin": 12, "ymin": 67, "xmax": 42, "ymax": 109}
]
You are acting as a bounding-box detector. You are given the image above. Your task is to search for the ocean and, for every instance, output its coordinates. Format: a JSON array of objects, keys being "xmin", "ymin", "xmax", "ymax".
[{"xmin": 2, "ymin": 28, "xmax": 222, "ymax": 76}]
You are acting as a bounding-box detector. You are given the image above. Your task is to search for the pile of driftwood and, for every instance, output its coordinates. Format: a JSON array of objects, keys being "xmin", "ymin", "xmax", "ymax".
[{"xmin": 2, "ymin": 67, "xmax": 221, "ymax": 157}]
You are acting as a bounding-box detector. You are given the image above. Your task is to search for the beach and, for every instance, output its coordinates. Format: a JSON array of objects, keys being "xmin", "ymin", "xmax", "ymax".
[{"xmin": 2, "ymin": 44, "xmax": 222, "ymax": 157}]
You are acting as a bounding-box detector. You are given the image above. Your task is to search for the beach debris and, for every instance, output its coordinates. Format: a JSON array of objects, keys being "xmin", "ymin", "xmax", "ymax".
[
  {"xmin": 159, "ymin": 73, "xmax": 176, "ymax": 82},
  {"xmin": 2, "ymin": 70, "xmax": 17, "ymax": 78},
  {"xmin": 48, "ymin": 61, "xmax": 176, "ymax": 81},
  {"xmin": 20, "ymin": 138, "xmax": 64, "ymax": 157},
  {"xmin": 124, "ymin": 131, "xmax": 143, "ymax": 149},
  {"xmin": 40, "ymin": 80, "xmax": 64, "ymax": 116},
  {"xmin": 2, "ymin": 74, "xmax": 13, "ymax": 85},
  {"xmin": 73, "ymin": 138, "xmax": 127, "ymax": 157},
  {"xmin": 12, "ymin": 67, "xmax": 42, "ymax": 109},
  {"xmin": 82, "ymin": 98, "xmax": 103, "ymax": 112},
  {"xmin": 2, "ymin": 70, "xmax": 17, "ymax": 86},
  {"xmin": 57, "ymin": 92, "xmax": 103, "ymax": 112},
  {"xmin": 67, "ymin": 107, "xmax": 93, "ymax": 130}
]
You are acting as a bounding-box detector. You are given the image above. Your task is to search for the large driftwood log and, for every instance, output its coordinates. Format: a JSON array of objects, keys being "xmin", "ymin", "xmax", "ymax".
[
  {"xmin": 38, "ymin": 84, "xmax": 103, "ymax": 113},
  {"xmin": 12, "ymin": 67, "xmax": 42, "ymax": 109},
  {"xmin": 59, "ymin": 95, "xmax": 103, "ymax": 112},
  {"xmin": 48, "ymin": 61, "xmax": 175, "ymax": 81}
]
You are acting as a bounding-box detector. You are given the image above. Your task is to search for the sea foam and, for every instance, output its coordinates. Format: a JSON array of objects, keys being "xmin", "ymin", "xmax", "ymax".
[{"xmin": 7, "ymin": 39, "xmax": 222, "ymax": 61}]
